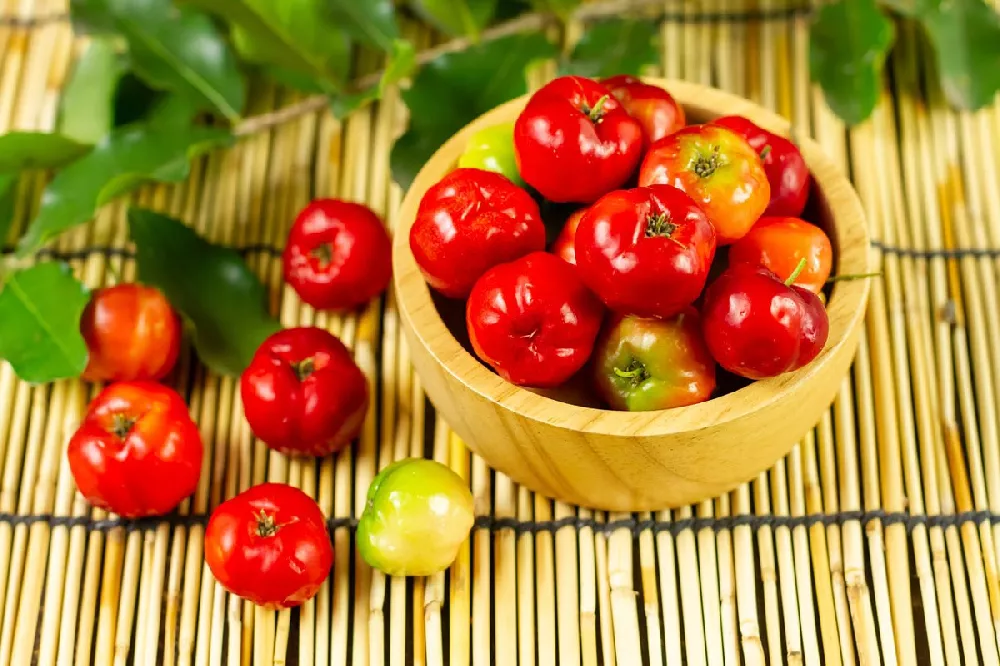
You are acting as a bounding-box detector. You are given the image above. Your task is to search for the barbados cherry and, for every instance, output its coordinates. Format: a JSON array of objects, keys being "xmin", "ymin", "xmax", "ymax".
[
  {"xmin": 727, "ymin": 216, "xmax": 832, "ymax": 294},
  {"xmin": 700, "ymin": 260, "xmax": 829, "ymax": 380},
  {"xmin": 594, "ymin": 309, "xmax": 716, "ymax": 412},
  {"xmin": 601, "ymin": 75, "xmax": 686, "ymax": 147},
  {"xmin": 713, "ymin": 115, "xmax": 811, "ymax": 218},
  {"xmin": 550, "ymin": 209, "xmax": 585, "ymax": 266}
]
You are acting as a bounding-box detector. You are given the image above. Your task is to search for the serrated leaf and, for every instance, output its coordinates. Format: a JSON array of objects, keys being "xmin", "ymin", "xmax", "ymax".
[
  {"xmin": 58, "ymin": 38, "xmax": 124, "ymax": 144},
  {"xmin": 408, "ymin": 0, "xmax": 497, "ymax": 38},
  {"xmin": 0, "ymin": 262, "xmax": 90, "ymax": 384},
  {"xmin": 914, "ymin": 0, "xmax": 1000, "ymax": 110},
  {"xmin": 82, "ymin": 0, "xmax": 247, "ymax": 121},
  {"xmin": 0, "ymin": 133, "xmax": 92, "ymax": 172},
  {"xmin": 529, "ymin": 0, "xmax": 580, "ymax": 20},
  {"xmin": 181, "ymin": 0, "xmax": 352, "ymax": 91},
  {"xmin": 16, "ymin": 124, "xmax": 232, "ymax": 255},
  {"xmin": 809, "ymin": 0, "xmax": 895, "ymax": 125},
  {"xmin": 327, "ymin": 0, "xmax": 398, "ymax": 50},
  {"xmin": 391, "ymin": 32, "xmax": 557, "ymax": 188},
  {"xmin": 330, "ymin": 40, "xmax": 417, "ymax": 119},
  {"xmin": 128, "ymin": 207, "xmax": 281, "ymax": 376},
  {"xmin": 560, "ymin": 18, "xmax": 659, "ymax": 78}
]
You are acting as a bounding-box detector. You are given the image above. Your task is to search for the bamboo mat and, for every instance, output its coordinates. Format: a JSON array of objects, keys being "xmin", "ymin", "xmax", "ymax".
[{"xmin": 2, "ymin": 1, "xmax": 1000, "ymax": 664}]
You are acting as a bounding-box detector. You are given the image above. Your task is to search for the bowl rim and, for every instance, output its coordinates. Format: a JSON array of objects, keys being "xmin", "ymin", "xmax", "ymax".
[{"xmin": 392, "ymin": 78, "xmax": 871, "ymax": 438}]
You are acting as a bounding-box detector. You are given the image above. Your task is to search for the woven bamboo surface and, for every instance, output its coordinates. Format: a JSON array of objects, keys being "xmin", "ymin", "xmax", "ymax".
[{"xmin": 3, "ymin": 1, "xmax": 1000, "ymax": 664}]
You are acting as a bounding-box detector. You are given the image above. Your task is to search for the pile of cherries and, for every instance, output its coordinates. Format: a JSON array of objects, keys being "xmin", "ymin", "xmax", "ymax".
[{"xmin": 410, "ymin": 75, "xmax": 835, "ymax": 412}]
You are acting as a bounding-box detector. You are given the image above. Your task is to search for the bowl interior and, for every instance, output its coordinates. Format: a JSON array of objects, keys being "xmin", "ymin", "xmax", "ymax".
[{"xmin": 393, "ymin": 79, "xmax": 870, "ymax": 435}]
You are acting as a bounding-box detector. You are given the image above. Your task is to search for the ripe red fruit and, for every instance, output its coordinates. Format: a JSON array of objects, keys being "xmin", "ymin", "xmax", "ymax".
[
  {"xmin": 205, "ymin": 483, "xmax": 333, "ymax": 609},
  {"xmin": 638, "ymin": 124, "xmax": 770, "ymax": 245},
  {"xmin": 80, "ymin": 284, "xmax": 182, "ymax": 383},
  {"xmin": 514, "ymin": 76, "xmax": 643, "ymax": 204},
  {"xmin": 727, "ymin": 216, "xmax": 832, "ymax": 294},
  {"xmin": 713, "ymin": 115, "xmax": 811, "ymax": 218},
  {"xmin": 282, "ymin": 199, "xmax": 392, "ymax": 311},
  {"xmin": 67, "ymin": 381, "xmax": 203, "ymax": 517},
  {"xmin": 600, "ymin": 75, "xmax": 686, "ymax": 147},
  {"xmin": 593, "ymin": 309, "xmax": 716, "ymax": 411},
  {"xmin": 465, "ymin": 251, "xmax": 604, "ymax": 387},
  {"xmin": 240, "ymin": 327, "xmax": 369, "ymax": 457},
  {"xmin": 574, "ymin": 184, "xmax": 716, "ymax": 319},
  {"xmin": 551, "ymin": 209, "xmax": 585, "ymax": 266},
  {"xmin": 410, "ymin": 167, "xmax": 546, "ymax": 298},
  {"xmin": 700, "ymin": 262, "xmax": 829, "ymax": 380}
]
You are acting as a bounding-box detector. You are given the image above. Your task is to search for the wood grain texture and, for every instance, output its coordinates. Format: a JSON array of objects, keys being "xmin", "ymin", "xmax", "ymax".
[{"xmin": 393, "ymin": 79, "xmax": 872, "ymax": 511}]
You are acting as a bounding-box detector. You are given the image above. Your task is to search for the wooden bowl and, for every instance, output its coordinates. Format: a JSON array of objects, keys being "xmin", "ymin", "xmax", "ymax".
[{"xmin": 392, "ymin": 79, "xmax": 870, "ymax": 511}]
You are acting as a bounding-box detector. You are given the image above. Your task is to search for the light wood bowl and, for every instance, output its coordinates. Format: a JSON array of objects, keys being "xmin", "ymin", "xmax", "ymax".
[{"xmin": 392, "ymin": 79, "xmax": 871, "ymax": 511}]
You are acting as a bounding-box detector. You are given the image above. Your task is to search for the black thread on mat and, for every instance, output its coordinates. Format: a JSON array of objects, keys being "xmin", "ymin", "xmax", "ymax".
[
  {"xmin": 0, "ymin": 13, "xmax": 67, "ymax": 27},
  {"xmin": 870, "ymin": 240, "xmax": 1000, "ymax": 259},
  {"xmin": 3, "ymin": 509, "xmax": 998, "ymax": 535},
  {"xmin": 8, "ymin": 240, "xmax": 1000, "ymax": 262}
]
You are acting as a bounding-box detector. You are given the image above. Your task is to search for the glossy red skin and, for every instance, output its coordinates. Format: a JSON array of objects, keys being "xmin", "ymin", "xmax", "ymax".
[
  {"xmin": 701, "ymin": 263, "xmax": 829, "ymax": 380},
  {"xmin": 240, "ymin": 327, "xmax": 369, "ymax": 457},
  {"xmin": 205, "ymin": 483, "xmax": 333, "ymax": 609},
  {"xmin": 282, "ymin": 199, "xmax": 392, "ymax": 311},
  {"xmin": 575, "ymin": 184, "xmax": 716, "ymax": 319},
  {"xmin": 551, "ymin": 209, "xmax": 585, "ymax": 266},
  {"xmin": 638, "ymin": 124, "xmax": 770, "ymax": 245},
  {"xmin": 514, "ymin": 76, "xmax": 643, "ymax": 203},
  {"xmin": 713, "ymin": 115, "xmax": 811, "ymax": 218},
  {"xmin": 410, "ymin": 168, "xmax": 546, "ymax": 298},
  {"xmin": 67, "ymin": 381, "xmax": 203, "ymax": 518},
  {"xmin": 594, "ymin": 308, "xmax": 716, "ymax": 412},
  {"xmin": 727, "ymin": 216, "xmax": 833, "ymax": 293},
  {"xmin": 80, "ymin": 284, "xmax": 182, "ymax": 383},
  {"xmin": 465, "ymin": 251, "xmax": 604, "ymax": 387},
  {"xmin": 600, "ymin": 75, "xmax": 686, "ymax": 147}
]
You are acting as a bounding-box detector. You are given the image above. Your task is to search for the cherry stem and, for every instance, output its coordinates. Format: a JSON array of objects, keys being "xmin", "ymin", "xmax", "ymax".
[
  {"xmin": 256, "ymin": 509, "xmax": 280, "ymax": 538},
  {"xmin": 613, "ymin": 360, "xmax": 649, "ymax": 385},
  {"xmin": 784, "ymin": 258, "xmax": 808, "ymax": 286},
  {"xmin": 291, "ymin": 357, "xmax": 316, "ymax": 381},
  {"xmin": 584, "ymin": 94, "xmax": 611, "ymax": 123},
  {"xmin": 826, "ymin": 271, "xmax": 883, "ymax": 283},
  {"xmin": 645, "ymin": 213, "xmax": 677, "ymax": 238},
  {"xmin": 310, "ymin": 243, "xmax": 333, "ymax": 268},
  {"xmin": 759, "ymin": 144, "xmax": 772, "ymax": 160},
  {"xmin": 110, "ymin": 413, "xmax": 137, "ymax": 439}
]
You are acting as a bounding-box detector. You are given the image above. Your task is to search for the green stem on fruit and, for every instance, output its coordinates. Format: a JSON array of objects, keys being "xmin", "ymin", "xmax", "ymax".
[
  {"xmin": 645, "ymin": 213, "xmax": 677, "ymax": 238},
  {"xmin": 110, "ymin": 413, "xmax": 137, "ymax": 440},
  {"xmin": 759, "ymin": 144, "xmax": 772, "ymax": 160},
  {"xmin": 784, "ymin": 258, "xmax": 807, "ymax": 286},
  {"xmin": 825, "ymin": 271, "xmax": 883, "ymax": 283},
  {"xmin": 583, "ymin": 94, "xmax": 611, "ymax": 123},
  {"xmin": 310, "ymin": 243, "xmax": 333, "ymax": 268},
  {"xmin": 291, "ymin": 357, "xmax": 316, "ymax": 381},
  {"xmin": 613, "ymin": 359, "xmax": 649, "ymax": 386},
  {"xmin": 692, "ymin": 145, "xmax": 722, "ymax": 178},
  {"xmin": 256, "ymin": 509, "xmax": 280, "ymax": 537}
]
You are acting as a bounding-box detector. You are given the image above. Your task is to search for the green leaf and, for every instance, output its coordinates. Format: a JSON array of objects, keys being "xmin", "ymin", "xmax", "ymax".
[
  {"xmin": 0, "ymin": 132, "xmax": 92, "ymax": 172},
  {"xmin": 16, "ymin": 124, "xmax": 232, "ymax": 255},
  {"xmin": 326, "ymin": 0, "xmax": 399, "ymax": 51},
  {"xmin": 0, "ymin": 174, "xmax": 16, "ymax": 245},
  {"xmin": 58, "ymin": 38, "xmax": 124, "ymax": 144},
  {"xmin": 69, "ymin": 0, "xmax": 118, "ymax": 33},
  {"xmin": 560, "ymin": 18, "xmax": 659, "ymax": 79},
  {"xmin": 128, "ymin": 207, "xmax": 281, "ymax": 376},
  {"xmin": 408, "ymin": 0, "xmax": 497, "ymax": 38},
  {"xmin": 912, "ymin": 0, "xmax": 1000, "ymax": 110},
  {"xmin": 809, "ymin": 0, "xmax": 895, "ymax": 125},
  {"xmin": 85, "ymin": 0, "xmax": 247, "ymax": 122},
  {"xmin": 391, "ymin": 32, "xmax": 557, "ymax": 188},
  {"xmin": 180, "ymin": 0, "xmax": 352, "ymax": 91},
  {"xmin": 330, "ymin": 40, "xmax": 417, "ymax": 119},
  {"xmin": 0, "ymin": 262, "xmax": 90, "ymax": 384},
  {"xmin": 528, "ymin": 0, "xmax": 580, "ymax": 20}
]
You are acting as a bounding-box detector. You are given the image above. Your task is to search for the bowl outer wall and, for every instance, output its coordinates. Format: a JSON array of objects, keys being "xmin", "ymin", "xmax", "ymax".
[{"xmin": 391, "ymin": 78, "xmax": 871, "ymax": 511}]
